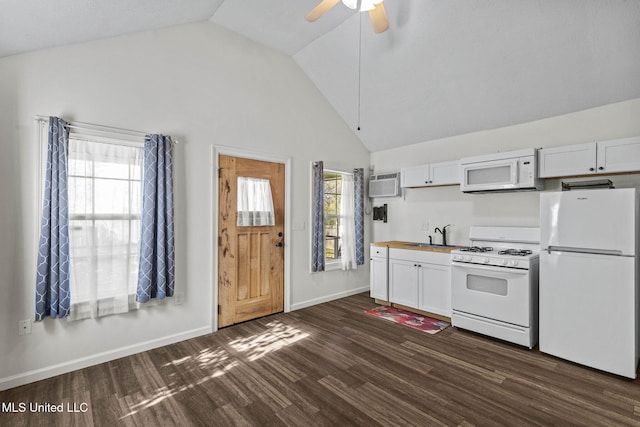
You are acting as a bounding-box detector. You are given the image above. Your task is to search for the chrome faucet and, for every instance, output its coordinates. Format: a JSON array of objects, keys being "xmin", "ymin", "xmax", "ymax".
[{"xmin": 434, "ymin": 224, "xmax": 451, "ymax": 246}]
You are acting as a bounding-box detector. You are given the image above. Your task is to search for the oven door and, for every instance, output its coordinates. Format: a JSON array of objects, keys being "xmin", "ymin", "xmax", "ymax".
[
  {"xmin": 452, "ymin": 262, "xmax": 531, "ymax": 327},
  {"xmin": 460, "ymin": 158, "xmax": 518, "ymax": 192}
]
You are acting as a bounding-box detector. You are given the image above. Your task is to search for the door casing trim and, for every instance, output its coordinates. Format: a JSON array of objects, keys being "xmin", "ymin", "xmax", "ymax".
[{"xmin": 211, "ymin": 145, "xmax": 292, "ymax": 332}]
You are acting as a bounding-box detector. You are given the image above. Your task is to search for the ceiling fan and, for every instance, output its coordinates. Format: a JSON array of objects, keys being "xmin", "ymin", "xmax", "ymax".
[{"xmin": 306, "ymin": 0, "xmax": 389, "ymax": 33}]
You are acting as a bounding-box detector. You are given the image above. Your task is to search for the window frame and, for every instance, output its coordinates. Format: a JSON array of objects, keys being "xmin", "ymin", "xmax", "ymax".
[{"xmin": 322, "ymin": 169, "xmax": 353, "ymax": 270}]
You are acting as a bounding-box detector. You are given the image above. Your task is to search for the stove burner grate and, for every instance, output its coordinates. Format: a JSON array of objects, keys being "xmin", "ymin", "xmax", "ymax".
[
  {"xmin": 498, "ymin": 249, "xmax": 533, "ymax": 256},
  {"xmin": 460, "ymin": 246, "xmax": 493, "ymax": 253}
]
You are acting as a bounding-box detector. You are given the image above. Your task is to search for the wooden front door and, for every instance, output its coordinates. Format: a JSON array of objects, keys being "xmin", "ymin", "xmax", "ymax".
[{"xmin": 218, "ymin": 155, "xmax": 285, "ymax": 328}]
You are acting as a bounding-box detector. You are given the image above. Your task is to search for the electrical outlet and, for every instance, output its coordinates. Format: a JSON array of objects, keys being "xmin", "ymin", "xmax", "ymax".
[
  {"xmin": 174, "ymin": 292, "xmax": 184, "ymax": 305},
  {"xmin": 18, "ymin": 319, "xmax": 32, "ymax": 336},
  {"xmin": 419, "ymin": 221, "xmax": 429, "ymax": 232}
]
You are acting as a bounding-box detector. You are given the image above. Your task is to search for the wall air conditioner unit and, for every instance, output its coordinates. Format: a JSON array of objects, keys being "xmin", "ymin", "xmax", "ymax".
[{"xmin": 369, "ymin": 172, "xmax": 401, "ymax": 198}]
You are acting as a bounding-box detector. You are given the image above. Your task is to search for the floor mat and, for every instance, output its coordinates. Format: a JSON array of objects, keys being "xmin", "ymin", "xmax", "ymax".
[{"xmin": 365, "ymin": 306, "xmax": 449, "ymax": 334}]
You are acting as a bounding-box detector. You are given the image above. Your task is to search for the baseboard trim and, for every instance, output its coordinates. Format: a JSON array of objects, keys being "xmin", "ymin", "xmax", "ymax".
[
  {"xmin": 0, "ymin": 326, "xmax": 212, "ymax": 391},
  {"xmin": 290, "ymin": 286, "xmax": 369, "ymax": 311}
]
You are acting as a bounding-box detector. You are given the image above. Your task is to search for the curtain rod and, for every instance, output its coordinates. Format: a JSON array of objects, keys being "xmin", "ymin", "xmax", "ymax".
[
  {"xmin": 324, "ymin": 168, "xmax": 354, "ymax": 176},
  {"xmin": 34, "ymin": 116, "xmax": 179, "ymax": 144}
]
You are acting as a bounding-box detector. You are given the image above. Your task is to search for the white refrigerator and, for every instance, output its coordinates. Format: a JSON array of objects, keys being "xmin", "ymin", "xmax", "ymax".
[{"xmin": 539, "ymin": 188, "xmax": 639, "ymax": 378}]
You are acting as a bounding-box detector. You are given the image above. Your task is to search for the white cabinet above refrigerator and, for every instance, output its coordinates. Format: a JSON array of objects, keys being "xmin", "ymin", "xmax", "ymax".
[{"xmin": 538, "ymin": 136, "xmax": 640, "ymax": 178}]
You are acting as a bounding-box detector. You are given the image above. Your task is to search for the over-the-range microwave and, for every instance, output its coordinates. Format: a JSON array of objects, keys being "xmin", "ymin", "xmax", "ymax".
[{"xmin": 460, "ymin": 148, "xmax": 543, "ymax": 193}]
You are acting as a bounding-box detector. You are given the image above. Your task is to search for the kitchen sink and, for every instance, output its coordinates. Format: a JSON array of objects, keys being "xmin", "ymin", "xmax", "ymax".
[{"xmin": 404, "ymin": 243, "xmax": 458, "ymax": 249}]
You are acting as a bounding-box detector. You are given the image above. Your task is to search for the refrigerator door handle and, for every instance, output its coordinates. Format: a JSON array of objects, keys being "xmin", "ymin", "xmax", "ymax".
[{"xmin": 547, "ymin": 246, "xmax": 624, "ymax": 256}]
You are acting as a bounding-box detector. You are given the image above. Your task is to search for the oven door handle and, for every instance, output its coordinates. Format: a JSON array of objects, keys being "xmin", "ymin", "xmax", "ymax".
[{"xmin": 452, "ymin": 261, "xmax": 529, "ymax": 276}]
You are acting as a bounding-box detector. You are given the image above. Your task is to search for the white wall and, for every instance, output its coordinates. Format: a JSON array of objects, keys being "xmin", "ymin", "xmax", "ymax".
[
  {"xmin": 0, "ymin": 22, "xmax": 371, "ymax": 389},
  {"xmin": 370, "ymin": 98, "xmax": 640, "ymax": 246}
]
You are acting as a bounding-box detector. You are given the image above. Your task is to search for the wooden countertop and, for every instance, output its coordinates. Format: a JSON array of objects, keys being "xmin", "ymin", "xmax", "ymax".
[{"xmin": 371, "ymin": 241, "xmax": 463, "ymax": 253}]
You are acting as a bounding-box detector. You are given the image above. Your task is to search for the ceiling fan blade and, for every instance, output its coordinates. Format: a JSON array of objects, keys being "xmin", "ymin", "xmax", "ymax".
[
  {"xmin": 368, "ymin": 2, "xmax": 389, "ymax": 33},
  {"xmin": 305, "ymin": 0, "xmax": 342, "ymax": 22}
]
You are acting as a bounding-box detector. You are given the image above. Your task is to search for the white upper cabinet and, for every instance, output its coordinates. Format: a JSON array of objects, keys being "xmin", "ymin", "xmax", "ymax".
[
  {"xmin": 401, "ymin": 164, "xmax": 429, "ymax": 187},
  {"xmin": 596, "ymin": 136, "xmax": 640, "ymax": 174},
  {"xmin": 401, "ymin": 160, "xmax": 460, "ymax": 188},
  {"xmin": 429, "ymin": 160, "xmax": 460, "ymax": 186},
  {"xmin": 539, "ymin": 136, "xmax": 640, "ymax": 178},
  {"xmin": 538, "ymin": 143, "xmax": 597, "ymax": 178}
]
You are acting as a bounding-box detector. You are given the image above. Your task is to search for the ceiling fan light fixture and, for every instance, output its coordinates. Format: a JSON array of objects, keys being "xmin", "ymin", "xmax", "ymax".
[
  {"xmin": 359, "ymin": 0, "xmax": 383, "ymax": 12},
  {"xmin": 341, "ymin": 0, "xmax": 358, "ymax": 10},
  {"xmin": 307, "ymin": 0, "xmax": 388, "ymax": 33}
]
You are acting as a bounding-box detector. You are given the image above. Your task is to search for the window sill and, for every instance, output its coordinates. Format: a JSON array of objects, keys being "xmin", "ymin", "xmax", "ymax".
[{"xmin": 324, "ymin": 261, "xmax": 342, "ymax": 271}]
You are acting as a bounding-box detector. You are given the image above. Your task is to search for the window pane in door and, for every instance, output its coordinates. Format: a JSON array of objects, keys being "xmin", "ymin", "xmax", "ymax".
[{"xmin": 237, "ymin": 177, "xmax": 275, "ymax": 226}]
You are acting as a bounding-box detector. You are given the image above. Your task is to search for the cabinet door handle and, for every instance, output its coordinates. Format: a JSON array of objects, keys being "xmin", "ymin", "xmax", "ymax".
[
  {"xmin": 589, "ymin": 167, "xmax": 594, "ymax": 171},
  {"xmin": 598, "ymin": 166, "xmax": 604, "ymax": 171}
]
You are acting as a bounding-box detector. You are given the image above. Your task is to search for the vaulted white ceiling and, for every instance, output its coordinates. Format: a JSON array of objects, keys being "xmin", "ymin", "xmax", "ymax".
[{"xmin": 2, "ymin": 0, "xmax": 639, "ymax": 152}]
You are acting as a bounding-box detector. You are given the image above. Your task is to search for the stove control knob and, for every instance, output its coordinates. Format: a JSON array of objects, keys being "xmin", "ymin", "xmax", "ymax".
[
  {"xmin": 502, "ymin": 259, "xmax": 508, "ymax": 266},
  {"xmin": 510, "ymin": 260, "xmax": 519, "ymax": 267},
  {"xmin": 464, "ymin": 255, "xmax": 472, "ymax": 262},
  {"xmin": 483, "ymin": 257, "xmax": 490, "ymax": 263}
]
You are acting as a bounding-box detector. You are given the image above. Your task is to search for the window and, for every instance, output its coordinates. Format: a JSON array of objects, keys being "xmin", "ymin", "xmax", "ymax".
[
  {"xmin": 323, "ymin": 171, "xmax": 343, "ymax": 261},
  {"xmin": 66, "ymin": 136, "xmax": 143, "ymax": 319}
]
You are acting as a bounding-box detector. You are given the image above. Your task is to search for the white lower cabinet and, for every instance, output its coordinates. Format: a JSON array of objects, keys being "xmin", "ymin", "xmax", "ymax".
[
  {"xmin": 370, "ymin": 245, "xmax": 388, "ymax": 300},
  {"xmin": 418, "ymin": 263, "xmax": 451, "ymax": 318},
  {"xmin": 388, "ymin": 248, "xmax": 452, "ymax": 317},
  {"xmin": 389, "ymin": 258, "xmax": 420, "ymax": 307}
]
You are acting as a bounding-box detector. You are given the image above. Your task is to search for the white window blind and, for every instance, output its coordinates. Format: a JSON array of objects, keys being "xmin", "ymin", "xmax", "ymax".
[{"xmin": 66, "ymin": 137, "xmax": 143, "ymax": 320}]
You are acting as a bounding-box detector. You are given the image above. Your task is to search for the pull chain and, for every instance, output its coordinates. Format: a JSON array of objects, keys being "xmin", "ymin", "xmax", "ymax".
[{"xmin": 357, "ymin": 12, "xmax": 362, "ymax": 131}]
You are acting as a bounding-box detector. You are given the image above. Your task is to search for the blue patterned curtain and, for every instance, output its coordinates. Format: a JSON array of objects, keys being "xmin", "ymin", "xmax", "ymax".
[
  {"xmin": 136, "ymin": 135, "xmax": 175, "ymax": 303},
  {"xmin": 311, "ymin": 161, "xmax": 325, "ymax": 272},
  {"xmin": 35, "ymin": 117, "xmax": 71, "ymax": 320},
  {"xmin": 353, "ymin": 168, "xmax": 365, "ymax": 265}
]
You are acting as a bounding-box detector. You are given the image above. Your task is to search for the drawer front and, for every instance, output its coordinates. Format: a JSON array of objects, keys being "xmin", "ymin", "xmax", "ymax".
[
  {"xmin": 389, "ymin": 248, "xmax": 451, "ymax": 265},
  {"xmin": 370, "ymin": 245, "xmax": 388, "ymax": 258}
]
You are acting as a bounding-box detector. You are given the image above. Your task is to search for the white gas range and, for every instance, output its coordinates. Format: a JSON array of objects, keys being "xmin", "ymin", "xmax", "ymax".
[{"xmin": 450, "ymin": 226, "xmax": 540, "ymax": 348}]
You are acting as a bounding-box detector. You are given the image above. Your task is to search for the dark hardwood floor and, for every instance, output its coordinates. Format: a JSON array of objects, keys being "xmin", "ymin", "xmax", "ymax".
[{"xmin": 2, "ymin": 292, "xmax": 640, "ymax": 426}]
